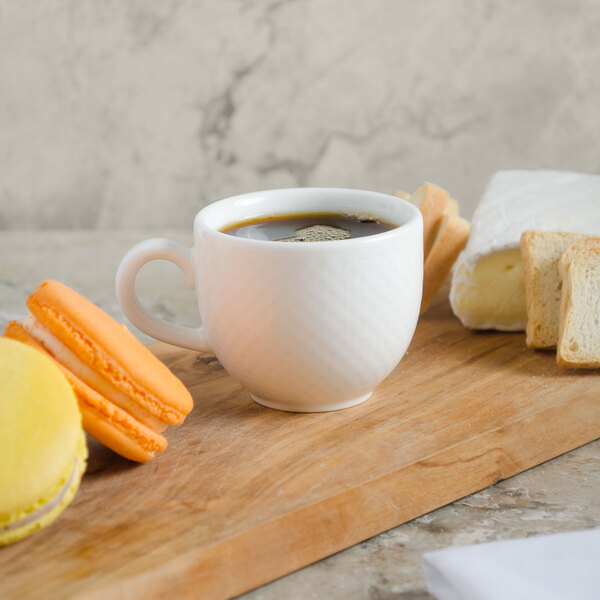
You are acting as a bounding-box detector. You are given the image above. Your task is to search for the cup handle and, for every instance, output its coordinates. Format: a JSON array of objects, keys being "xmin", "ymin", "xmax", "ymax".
[{"xmin": 115, "ymin": 238, "xmax": 211, "ymax": 352}]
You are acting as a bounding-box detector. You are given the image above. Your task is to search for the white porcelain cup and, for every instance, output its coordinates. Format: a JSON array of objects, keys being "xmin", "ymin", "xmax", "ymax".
[{"xmin": 116, "ymin": 188, "xmax": 423, "ymax": 412}]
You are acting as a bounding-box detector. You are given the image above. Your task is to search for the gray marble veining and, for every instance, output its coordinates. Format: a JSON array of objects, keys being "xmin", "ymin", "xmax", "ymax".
[{"xmin": 1, "ymin": 0, "xmax": 600, "ymax": 229}]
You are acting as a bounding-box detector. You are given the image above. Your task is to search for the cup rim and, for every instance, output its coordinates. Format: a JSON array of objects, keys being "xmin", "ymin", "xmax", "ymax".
[{"xmin": 194, "ymin": 187, "xmax": 422, "ymax": 247}]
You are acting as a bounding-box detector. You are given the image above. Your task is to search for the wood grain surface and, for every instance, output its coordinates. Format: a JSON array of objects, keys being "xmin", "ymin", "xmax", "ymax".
[{"xmin": 1, "ymin": 294, "xmax": 599, "ymax": 600}]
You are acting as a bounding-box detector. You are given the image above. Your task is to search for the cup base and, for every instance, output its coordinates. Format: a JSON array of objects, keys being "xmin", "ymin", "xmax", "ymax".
[{"xmin": 249, "ymin": 391, "xmax": 373, "ymax": 413}]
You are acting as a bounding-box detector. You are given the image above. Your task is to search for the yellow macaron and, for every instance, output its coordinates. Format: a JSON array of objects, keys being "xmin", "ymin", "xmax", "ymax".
[{"xmin": 0, "ymin": 338, "xmax": 87, "ymax": 546}]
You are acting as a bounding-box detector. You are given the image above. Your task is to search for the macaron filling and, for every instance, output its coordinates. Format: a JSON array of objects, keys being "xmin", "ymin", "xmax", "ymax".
[
  {"xmin": 21, "ymin": 315, "xmax": 167, "ymax": 433},
  {"xmin": 0, "ymin": 457, "xmax": 80, "ymax": 534}
]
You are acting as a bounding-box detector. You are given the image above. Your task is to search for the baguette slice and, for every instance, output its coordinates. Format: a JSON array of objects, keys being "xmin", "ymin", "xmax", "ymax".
[
  {"xmin": 408, "ymin": 183, "xmax": 450, "ymax": 258},
  {"xmin": 557, "ymin": 246, "xmax": 600, "ymax": 368},
  {"xmin": 421, "ymin": 213, "xmax": 471, "ymax": 314},
  {"xmin": 520, "ymin": 230, "xmax": 596, "ymax": 348}
]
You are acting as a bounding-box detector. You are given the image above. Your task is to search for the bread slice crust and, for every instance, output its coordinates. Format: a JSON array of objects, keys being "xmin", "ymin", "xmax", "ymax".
[
  {"xmin": 410, "ymin": 183, "xmax": 450, "ymax": 258},
  {"xmin": 557, "ymin": 246, "xmax": 600, "ymax": 368},
  {"xmin": 421, "ymin": 215, "xmax": 470, "ymax": 314},
  {"xmin": 520, "ymin": 231, "xmax": 596, "ymax": 349}
]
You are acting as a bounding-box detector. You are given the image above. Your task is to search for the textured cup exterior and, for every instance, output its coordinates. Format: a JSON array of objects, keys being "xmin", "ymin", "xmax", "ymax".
[{"xmin": 194, "ymin": 189, "xmax": 423, "ymax": 411}]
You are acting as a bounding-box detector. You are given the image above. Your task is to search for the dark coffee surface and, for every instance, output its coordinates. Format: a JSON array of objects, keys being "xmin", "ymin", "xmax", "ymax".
[{"xmin": 221, "ymin": 213, "xmax": 397, "ymax": 242}]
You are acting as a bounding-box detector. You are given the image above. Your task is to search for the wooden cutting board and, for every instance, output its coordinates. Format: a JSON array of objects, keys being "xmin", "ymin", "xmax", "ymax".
[{"xmin": 1, "ymin": 294, "xmax": 599, "ymax": 600}]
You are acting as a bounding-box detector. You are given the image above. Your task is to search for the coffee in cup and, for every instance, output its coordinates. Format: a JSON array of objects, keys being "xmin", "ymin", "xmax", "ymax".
[{"xmin": 221, "ymin": 213, "xmax": 397, "ymax": 242}]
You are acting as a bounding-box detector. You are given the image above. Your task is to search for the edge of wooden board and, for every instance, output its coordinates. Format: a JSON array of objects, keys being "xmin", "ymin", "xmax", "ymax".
[{"xmin": 77, "ymin": 383, "xmax": 600, "ymax": 600}]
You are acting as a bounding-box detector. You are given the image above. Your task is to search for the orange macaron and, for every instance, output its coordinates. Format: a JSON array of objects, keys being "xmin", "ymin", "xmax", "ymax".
[{"xmin": 4, "ymin": 280, "xmax": 193, "ymax": 462}]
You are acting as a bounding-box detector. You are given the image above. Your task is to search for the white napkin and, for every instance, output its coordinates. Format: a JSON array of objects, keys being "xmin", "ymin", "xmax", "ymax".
[{"xmin": 421, "ymin": 528, "xmax": 600, "ymax": 600}]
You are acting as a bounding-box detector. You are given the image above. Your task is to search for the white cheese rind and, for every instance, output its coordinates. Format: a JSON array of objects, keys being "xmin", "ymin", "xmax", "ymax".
[{"xmin": 450, "ymin": 170, "xmax": 600, "ymax": 331}]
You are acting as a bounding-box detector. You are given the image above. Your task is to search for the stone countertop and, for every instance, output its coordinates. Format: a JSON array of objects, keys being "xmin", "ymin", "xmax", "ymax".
[{"xmin": 1, "ymin": 230, "xmax": 598, "ymax": 600}]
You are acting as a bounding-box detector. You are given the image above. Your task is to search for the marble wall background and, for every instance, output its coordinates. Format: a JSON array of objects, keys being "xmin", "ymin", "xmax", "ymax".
[{"xmin": 1, "ymin": 0, "xmax": 599, "ymax": 229}]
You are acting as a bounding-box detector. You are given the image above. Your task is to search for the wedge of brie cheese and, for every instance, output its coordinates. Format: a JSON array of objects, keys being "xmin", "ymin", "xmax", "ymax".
[{"xmin": 450, "ymin": 170, "xmax": 600, "ymax": 331}]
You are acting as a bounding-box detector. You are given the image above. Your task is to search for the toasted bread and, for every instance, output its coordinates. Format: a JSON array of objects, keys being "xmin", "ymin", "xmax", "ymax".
[
  {"xmin": 408, "ymin": 183, "xmax": 450, "ymax": 258},
  {"xmin": 520, "ymin": 230, "xmax": 596, "ymax": 348},
  {"xmin": 396, "ymin": 183, "xmax": 469, "ymax": 313},
  {"xmin": 558, "ymin": 238, "xmax": 600, "ymax": 281},
  {"xmin": 557, "ymin": 246, "xmax": 600, "ymax": 368},
  {"xmin": 421, "ymin": 213, "xmax": 471, "ymax": 314}
]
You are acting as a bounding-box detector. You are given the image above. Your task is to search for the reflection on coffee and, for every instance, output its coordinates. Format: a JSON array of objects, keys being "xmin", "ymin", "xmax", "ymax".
[{"xmin": 221, "ymin": 213, "xmax": 397, "ymax": 242}]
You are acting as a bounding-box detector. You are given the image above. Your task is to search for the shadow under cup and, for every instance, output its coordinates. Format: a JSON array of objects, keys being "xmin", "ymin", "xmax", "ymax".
[{"xmin": 193, "ymin": 188, "xmax": 424, "ymax": 412}]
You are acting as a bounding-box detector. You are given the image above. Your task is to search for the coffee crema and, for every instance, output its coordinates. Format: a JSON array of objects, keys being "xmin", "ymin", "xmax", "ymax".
[{"xmin": 220, "ymin": 213, "xmax": 397, "ymax": 242}]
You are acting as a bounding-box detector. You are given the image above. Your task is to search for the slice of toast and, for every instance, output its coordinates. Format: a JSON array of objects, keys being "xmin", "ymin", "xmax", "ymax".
[
  {"xmin": 420, "ymin": 212, "xmax": 471, "ymax": 314},
  {"xmin": 408, "ymin": 183, "xmax": 450, "ymax": 258},
  {"xmin": 557, "ymin": 246, "xmax": 600, "ymax": 368},
  {"xmin": 445, "ymin": 197, "xmax": 459, "ymax": 218},
  {"xmin": 520, "ymin": 230, "xmax": 595, "ymax": 348},
  {"xmin": 558, "ymin": 237, "xmax": 600, "ymax": 281},
  {"xmin": 396, "ymin": 183, "xmax": 469, "ymax": 313}
]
